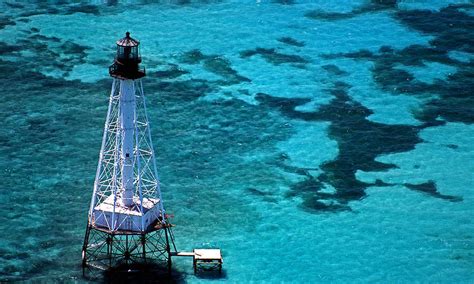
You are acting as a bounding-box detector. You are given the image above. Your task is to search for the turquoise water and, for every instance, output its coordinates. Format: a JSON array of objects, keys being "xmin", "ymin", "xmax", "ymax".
[{"xmin": 1, "ymin": 1, "xmax": 474, "ymax": 282}]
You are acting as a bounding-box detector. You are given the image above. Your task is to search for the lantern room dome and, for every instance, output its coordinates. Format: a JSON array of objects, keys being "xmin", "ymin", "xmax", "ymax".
[
  {"xmin": 109, "ymin": 32, "xmax": 145, "ymax": 80},
  {"xmin": 116, "ymin": 32, "xmax": 139, "ymax": 47}
]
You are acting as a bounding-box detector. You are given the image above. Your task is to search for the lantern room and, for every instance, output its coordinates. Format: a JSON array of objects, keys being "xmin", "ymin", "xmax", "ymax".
[{"xmin": 109, "ymin": 32, "xmax": 145, "ymax": 79}]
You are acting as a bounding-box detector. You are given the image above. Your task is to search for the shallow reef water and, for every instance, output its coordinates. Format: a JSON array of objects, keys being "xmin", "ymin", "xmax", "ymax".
[{"xmin": 0, "ymin": 1, "xmax": 473, "ymax": 282}]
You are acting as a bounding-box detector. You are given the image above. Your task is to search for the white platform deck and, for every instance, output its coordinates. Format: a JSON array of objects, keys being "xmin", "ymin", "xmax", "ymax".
[
  {"xmin": 92, "ymin": 195, "xmax": 161, "ymax": 231},
  {"xmin": 170, "ymin": 249, "xmax": 223, "ymax": 273},
  {"xmin": 194, "ymin": 249, "xmax": 222, "ymax": 261},
  {"xmin": 193, "ymin": 249, "xmax": 223, "ymax": 273},
  {"xmin": 94, "ymin": 195, "xmax": 160, "ymax": 216}
]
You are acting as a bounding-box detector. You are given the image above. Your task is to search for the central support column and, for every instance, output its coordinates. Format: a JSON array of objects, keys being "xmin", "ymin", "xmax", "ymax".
[{"xmin": 120, "ymin": 79, "xmax": 136, "ymax": 207}]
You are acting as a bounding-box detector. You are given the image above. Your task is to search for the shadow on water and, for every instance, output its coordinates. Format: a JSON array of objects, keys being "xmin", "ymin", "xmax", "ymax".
[
  {"xmin": 83, "ymin": 262, "xmax": 186, "ymax": 283},
  {"xmin": 194, "ymin": 269, "xmax": 227, "ymax": 281},
  {"xmin": 83, "ymin": 262, "xmax": 227, "ymax": 283}
]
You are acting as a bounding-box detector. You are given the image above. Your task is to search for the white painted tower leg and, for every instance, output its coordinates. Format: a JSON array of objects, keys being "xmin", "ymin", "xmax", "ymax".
[{"xmin": 120, "ymin": 80, "xmax": 136, "ymax": 207}]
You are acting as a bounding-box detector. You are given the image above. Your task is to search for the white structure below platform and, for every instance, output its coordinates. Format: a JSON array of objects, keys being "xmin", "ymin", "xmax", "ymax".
[{"xmin": 92, "ymin": 195, "xmax": 160, "ymax": 232}]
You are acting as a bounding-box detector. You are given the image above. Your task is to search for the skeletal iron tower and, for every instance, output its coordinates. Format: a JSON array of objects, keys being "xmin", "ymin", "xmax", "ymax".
[{"xmin": 82, "ymin": 32, "xmax": 174, "ymax": 273}]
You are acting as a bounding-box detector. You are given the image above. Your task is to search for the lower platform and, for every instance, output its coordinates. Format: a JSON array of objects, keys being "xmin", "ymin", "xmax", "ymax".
[{"xmin": 82, "ymin": 224, "xmax": 173, "ymax": 275}]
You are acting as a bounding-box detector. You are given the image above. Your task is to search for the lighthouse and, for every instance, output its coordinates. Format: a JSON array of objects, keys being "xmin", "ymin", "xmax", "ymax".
[{"xmin": 82, "ymin": 32, "xmax": 174, "ymax": 273}]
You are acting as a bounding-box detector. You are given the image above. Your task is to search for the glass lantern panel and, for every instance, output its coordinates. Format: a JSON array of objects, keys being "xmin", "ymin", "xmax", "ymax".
[
  {"xmin": 117, "ymin": 46, "xmax": 124, "ymax": 59},
  {"xmin": 131, "ymin": 46, "xmax": 138, "ymax": 59}
]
